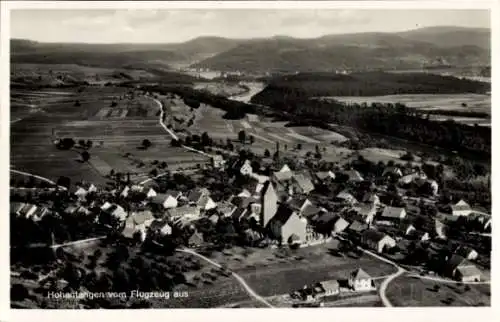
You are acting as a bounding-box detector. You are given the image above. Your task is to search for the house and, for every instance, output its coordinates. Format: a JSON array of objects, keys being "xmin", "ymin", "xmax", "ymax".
[
  {"xmin": 380, "ymin": 206, "xmax": 407, "ymax": 220},
  {"xmin": 361, "ymin": 229, "xmax": 396, "ymax": 253},
  {"xmin": 348, "ymin": 268, "xmax": 374, "ymax": 292},
  {"xmin": 455, "ymin": 245, "xmax": 479, "ymax": 260},
  {"xmin": 131, "ymin": 210, "xmax": 155, "ymax": 228},
  {"xmin": 188, "ymin": 231, "xmax": 204, "ymax": 248},
  {"xmin": 428, "ymin": 180, "xmax": 439, "ymax": 196},
  {"xmin": 208, "ymin": 213, "xmax": 219, "ymax": 225},
  {"xmin": 260, "ymin": 181, "xmax": 278, "ymax": 227},
  {"xmin": 217, "ymin": 201, "xmax": 237, "ymax": 218},
  {"xmin": 288, "ymin": 196, "xmax": 313, "ymax": 213},
  {"xmin": 72, "ymin": 187, "xmax": 88, "ymax": 200},
  {"xmin": 319, "ymin": 280, "xmax": 340, "ymax": 297},
  {"xmin": 149, "ymin": 219, "xmax": 172, "ymax": 236},
  {"xmin": 279, "ymin": 164, "xmax": 292, "ymax": 173},
  {"xmin": 290, "ymin": 174, "xmax": 314, "ymax": 195},
  {"xmin": 231, "ymin": 207, "xmax": 248, "ymax": 222},
  {"xmin": 167, "ymin": 206, "xmax": 200, "ymax": 220},
  {"xmin": 345, "ymin": 170, "xmax": 364, "ymax": 182},
  {"xmin": 301, "ymin": 204, "xmax": 323, "ymax": 218},
  {"xmin": 238, "ymin": 159, "xmax": 253, "ymax": 176},
  {"xmin": 186, "ymin": 189, "xmax": 216, "ymax": 210},
  {"xmin": 314, "ymin": 171, "xmax": 335, "ymax": 183},
  {"xmin": 336, "ymin": 191, "xmax": 358, "ymax": 205},
  {"xmin": 382, "ymin": 166, "xmax": 403, "ymax": 178},
  {"xmin": 100, "ymin": 201, "xmax": 113, "ymax": 211},
  {"xmin": 269, "ymin": 206, "xmax": 307, "ymax": 245},
  {"xmin": 31, "ymin": 206, "xmax": 49, "ymax": 222},
  {"xmin": 82, "ymin": 183, "xmax": 98, "ymax": 193},
  {"xmin": 197, "ymin": 195, "xmax": 217, "ymax": 211},
  {"xmin": 122, "ymin": 211, "xmax": 154, "ymax": 241},
  {"xmin": 108, "ymin": 204, "xmax": 127, "ymax": 221},
  {"xmin": 353, "ymin": 203, "xmax": 377, "ymax": 225},
  {"xmin": 165, "ymin": 190, "xmax": 182, "ymax": 200},
  {"xmin": 237, "ymin": 189, "xmax": 252, "ymax": 198},
  {"xmin": 446, "ymin": 254, "xmax": 481, "ymax": 282},
  {"xmin": 399, "ymin": 172, "xmax": 427, "ymax": 185},
  {"xmin": 120, "ymin": 186, "xmax": 131, "ymax": 198},
  {"xmin": 362, "ymin": 193, "xmax": 381, "ymax": 206},
  {"xmin": 450, "ymin": 199, "xmax": 472, "ymax": 217},
  {"xmin": 347, "ymin": 220, "xmax": 368, "ymax": 234},
  {"xmin": 333, "ymin": 217, "xmax": 350, "ymax": 234},
  {"xmin": 404, "ymin": 224, "xmax": 417, "ymax": 236},
  {"xmin": 272, "ymin": 170, "xmax": 294, "ymax": 183},
  {"xmin": 211, "ymin": 155, "xmax": 225, "ymax": 169},
  {"xmin": 131, "ymin": 185, "xmax": 157, "ymax": 198},
  {"xmin": 151, "ymin": 193, "xmax": 178, "ymax": 209}
]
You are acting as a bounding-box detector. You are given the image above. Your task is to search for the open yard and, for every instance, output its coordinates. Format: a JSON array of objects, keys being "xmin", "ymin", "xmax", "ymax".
[{"xmin": 385, "ymin": 274, "xmax": 490, "ymax": 307}]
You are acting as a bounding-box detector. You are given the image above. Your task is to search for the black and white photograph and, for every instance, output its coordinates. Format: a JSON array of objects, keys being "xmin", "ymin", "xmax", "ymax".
[{"xmin": 2, "ymin": 0, "xmax": 495, "ymax": 315}]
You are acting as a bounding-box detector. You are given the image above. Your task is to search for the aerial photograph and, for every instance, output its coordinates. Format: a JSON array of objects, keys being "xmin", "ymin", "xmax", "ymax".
[{"xmin": 8, "ymin": 7, "xmax": 491, "ymax": 309}]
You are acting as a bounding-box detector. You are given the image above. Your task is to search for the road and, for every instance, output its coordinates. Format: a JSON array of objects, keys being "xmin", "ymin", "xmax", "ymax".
[
  {"xmin": 177, "ymin": 248, "xmax": 275, "ymax": 308},
  {"xmin": 10, "ymin": 169, "xmax": 67, "ymax": 190},
  {"xmin": 11, "ymin": 236, "xmax": 106, "ymax": 250},
  {"xmin": 151, "ymin": 97, "xmax": 216, "ymax": 159},
  {"xmin": 407, "ymin": 274, "xmax": 490, "ymax": 285}
]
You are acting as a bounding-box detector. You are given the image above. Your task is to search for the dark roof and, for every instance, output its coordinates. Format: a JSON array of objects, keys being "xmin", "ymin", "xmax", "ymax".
[
  {"xmin": 231, "ymin": 207, "xmax": 248, "ymax": 220},
  {"xmin": 351, "ymin": 268, "xmax": 371, "ymax": 280},
  {"xmin": 302, "ymin": 204, "xmax": 322, "ymax": 217},
  {"xmin": 187, "ymin": 190, "xmax": 204, "ymax": 203},
  {"xmin": 273, "ymin": 171, "xmax": 294, "ymax": 182},
  {"xmin": 292, "ymin": 174, "xmax": 314, "ymax": 193},
  {"xmin": 315, "ymin": 212, "xmax": 338, "ymax": 225},
  {"xmin": 362, "ymin": 229, "xmax": 387, "ymax": 243},
  {"xmin": 271, "ymin": 205, "xmax": 295, "ymax": 226},
  {"xmin": 231, "ymin": 196, "xmax": 258, "ymax": 209},
  {"xmin": 348, "ymin": 220, "xmax": 368, "ymax": 232},
  {"xmin": 288, "ymin": 195, "xmax": 310, "ymax": 210},
  {"xmin": 166, "ymin": 190, "xmax": 181, "ymax": 198},
  {"xmin": 446, "ymin": 254, "xmax": 467, "ymax": 272}
]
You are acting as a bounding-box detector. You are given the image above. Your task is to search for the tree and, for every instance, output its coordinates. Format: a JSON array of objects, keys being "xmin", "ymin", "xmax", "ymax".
[
  {"xmin": 249, "ymin": 135, "xmax": 255, "ymax": 145},
  {"xmin": 86, "ymin": 140, "xmax": 93, "ymax": 149},
  {"xmin": 78, "ymin": 139, "xmax": 86, "ymax": 147},
  {"xmin": 74, "ymin": 100, "xmax": 81, "ymax": 107},
  {"xmin": 264, "ymin": 149, "xmax": 271, "ymax": 158},
  {"xmin": 150, "ymin": 168, "xmax": 158, "ymax": 177},
  {"xmin": 201, "ymin": 132, "xmax": 212, "ymax": 146},
  {"xmin": 57, "ymin": 176, "xmax": 71, "ymax": 189},
  {"xmin": 110, "ymin": 101, "xmax": 117, "ymax": 107},
  {"xmin": 142, "ymin": 139, "xmax": 152, "ymax": 149},
  {"xmin": 238, "ymin": 130, "xmax": 246, "ymax": 144},
  {"xmin": 81, "ymin": 151, "xmax": 90, "ymax": 162},
  {"xmin": 473, "ymin": 163, "xmax": 487, "ymax": 177},
  {"xmin": 296, "ymin": 143, "xmax": 302, "ymax": 150},
  {"xmin": 11, "ymin": 284, "xmax": 29, "ymax": 302}
]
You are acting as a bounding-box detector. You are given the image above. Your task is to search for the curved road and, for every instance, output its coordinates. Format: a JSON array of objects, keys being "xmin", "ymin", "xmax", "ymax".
[
  {"xmin": 177, "ymin": 248, "xmax": 274, "ymax": 308},
  {"xmin": 10, "ymin": 169, "xmax": 67, "ymax": 190}
]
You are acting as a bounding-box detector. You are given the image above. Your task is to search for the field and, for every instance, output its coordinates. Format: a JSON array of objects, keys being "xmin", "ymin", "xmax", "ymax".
[
  {"xmin": 331, "ymin": 94, "xmax": 491, "ymax": 127},
  {"xmin": 385, "ymin": 274, "xmax": 490, "ymax": 307},
  {"xmin": 198, "ymin": 241, "xmax": 396, "ymax": 299},
  {"xmin": 10, "ymin": 87, "xmax": 210, "ymax": 185}
]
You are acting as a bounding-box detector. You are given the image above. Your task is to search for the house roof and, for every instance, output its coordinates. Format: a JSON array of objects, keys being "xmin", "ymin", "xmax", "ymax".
[
  {"xmin": 167, "ymin": 206, "xmax": 199, "ymax": 218},
  {"xmin": 333, "ymin": 217, "xmax": 350, "ymax": 230},
  {"xmin": 122, "ymin": 226, "xmax": 136, "ymax": 239},
  {"xmin": 231, "ymin": 207, "xmax": 248, "ymax": 220},
  {"xmin": 279, "ymin": 164, "xmax": 292, "ymax": 173},
  {"xmin": 151, "ymin": 194, "xmax": 170, "ymax": 205},
  {"xmin": 217, "ymin": 201, "xmax": 236, "ymax": 215},
  {"xmin": 149, "ymin": 219, "xmax": 170, "ymax": 231},
  {"xmin": 351, "ymin": 268, "xmax": 371, "ymax": 280},
  {"xmin": 455, "ymin": 245, "xmax": 477, "ymax": 257},
  {"xmin": 456, "ymin": 264, "xmax": 482, "ymax": 278},
  {"xmin": 362, "ymin": 229, "xmax": 388, "ymax": 243},
  {"xmin": 187, "ymin": 189, "xmax": 205, "ymax": 203},
  {"xmin": 336, "ymin": 191, "xmax": 357, "ymax": 203},
  {"xmin": 383, "ymin": 166, "xmax": 403, "ymax": 177},
  {"xmin": 165, "ymin": 189, "xmax": 181, "ymax": 198},
  {"xmin": 188, "ymin": 231, "xmax": 204, "ymax": 245},
  {"xmin": 451, "ymin": 204, "xmax": 471, "ymax": 212},
  {"xmin": 446, "ymin": 254, "xmax": 467, "ymax": 272},
  {"xmin": 292, "ymin": 174, "xmax": 314, "ymax": 193},
  {"xmin": 345, "ymin": 170, "xmax": 363, "ymax": 181},
  {"xmin": 231, "ymin": 196, "xmax": 258, "ymax": 209},
  {"xmin": 271, "ymin": 206, "xmax": 296, "ymax": 226},
  {"xmin": 315, "ymin": 171, "xmax": 335, "ymax": 181},
  {"xmin": 288, "ymin": 195, "xmax": 310, "ymax": 210},
  {"xmin": 273, "ymin": 171, "xmax": 294, "ymax": 182},
  {"xmin": 316, "ymin": 212, "xmax": 338, "ymax": 225},
  {"xmin": 131, "ymin": 210, "xmax": 154, "ymax": 225},
  {"xmin": 321, "ymin": 280, "xmax": 340, "ymax": 291},
  {"xmin": 348, "ymin": 220, "xmax": 368, "ymax": 232},
  {"xmin": 382, "ymin": 206, "xmax": 405, "ymax": 219},
  {"xmin": 355, "ymin": 203, "xmax": 376, "ymax": 217},
  {"xmin": 363, "ymin": 193, "xmax": 380, "ymax": 203},
  {"xmin": 302, "ymin": 204, "xmax": 322, "ymax": 217},
  {"xmin": 11, "ymin": 202, "xmax": 25, "ymax": 214}
]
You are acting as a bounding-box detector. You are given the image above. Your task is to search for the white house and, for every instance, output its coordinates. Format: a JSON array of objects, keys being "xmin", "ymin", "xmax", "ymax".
[
  {"xmin": 451, "ymin": 200, "xmax": 472, "ymax": 217},
  {"xmin": 279, "ymin": 164, "xmax": 292, "ymax": 173},
  {"xmin": 348, "ymin": 268, "xmax": 374, "ymax": 292},
  {"xmin": 361, "ymin": 230, "xmax": 396, "ymax": 253},
  {"xmin": 239, "ymin": 160, "xmax": 253, "ymax": 176}
]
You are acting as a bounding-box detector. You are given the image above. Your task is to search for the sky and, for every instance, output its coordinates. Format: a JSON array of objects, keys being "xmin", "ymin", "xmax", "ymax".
[{"xmin": 10, "ymin": 9, "xmax": 490, "ymax": 44}]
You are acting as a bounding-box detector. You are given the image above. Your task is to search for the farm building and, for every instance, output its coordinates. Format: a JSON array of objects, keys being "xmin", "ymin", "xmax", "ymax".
[
  {"xmin": 333, "ymin": 216, "xmax": 350, "ymax": 234},
  {"xmin": 361, "ymin": 229, "xmax": 396, "ymax": 253},
  {"xmin": 348, "ymin": 268, "xmax": 374, "ymax": 292},
  {"xmin": 269, "ymin": 206, "xmax": 307, "ymax": 245},
  {"xmin": 188, "ymin": 232, "xmax": 204, "ymax": 248},
  {"xmin": 380, "ymin": 206, "xmax": 407, "ymax": 220}
]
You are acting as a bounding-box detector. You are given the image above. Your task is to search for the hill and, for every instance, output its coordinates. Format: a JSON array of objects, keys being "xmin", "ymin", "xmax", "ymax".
[{"xmin": 192, "ymin": 27, "xmax": 490, "ymax": 72}]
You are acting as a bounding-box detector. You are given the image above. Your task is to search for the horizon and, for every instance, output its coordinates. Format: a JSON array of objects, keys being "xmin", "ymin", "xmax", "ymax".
[{"xmin": 10, "ymin": 9, "xmax": 490, "ymax": 44}]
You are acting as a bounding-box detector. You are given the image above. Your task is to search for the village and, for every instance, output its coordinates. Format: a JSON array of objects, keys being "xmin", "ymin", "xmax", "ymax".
[{"xmin": 10, "ymin": 127, "xmax": 491, "ymax": 307}]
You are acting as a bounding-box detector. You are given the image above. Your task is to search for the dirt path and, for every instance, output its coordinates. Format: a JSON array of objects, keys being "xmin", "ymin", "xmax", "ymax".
[{"xmin": 177, "ymin": 248, "xmax": 275, "ymax": 308}]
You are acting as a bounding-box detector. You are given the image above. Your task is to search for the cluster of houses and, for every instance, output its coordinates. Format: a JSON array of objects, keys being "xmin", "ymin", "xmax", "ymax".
[
  {"xmin": 290, "ymin": 268, "xmax": 375, "ymax": 303},
  {"xmin": 10, "ymin": 152, "xmax": 489, "ymax": 285}
]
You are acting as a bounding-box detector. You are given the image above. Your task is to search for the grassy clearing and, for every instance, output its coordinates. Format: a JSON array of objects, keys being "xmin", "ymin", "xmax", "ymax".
[{"xmin": 386, "ymin": 274, "xmax": 490, "ymax": 307}]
